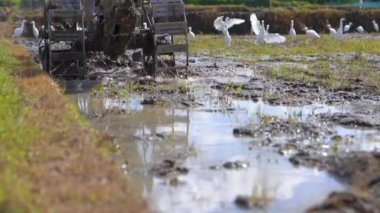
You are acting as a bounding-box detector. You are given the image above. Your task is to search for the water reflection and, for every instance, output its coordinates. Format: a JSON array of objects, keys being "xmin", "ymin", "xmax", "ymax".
[{"xmin": 71, "ymin": 93, "xmax": 353, "ymax": 212}]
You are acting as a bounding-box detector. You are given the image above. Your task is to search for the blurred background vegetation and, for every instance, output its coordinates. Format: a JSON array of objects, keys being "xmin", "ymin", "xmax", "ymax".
[
  {"xmin": 185, "ymin": 0, "xmax": 376, "ymax": 7},
  {"xmin": 0, "ymin": 0, "xmax": 20, "ymax": 6},
  {"xmin": 0, "ymin": 0, "xmax": 378, "ymax": 7}
]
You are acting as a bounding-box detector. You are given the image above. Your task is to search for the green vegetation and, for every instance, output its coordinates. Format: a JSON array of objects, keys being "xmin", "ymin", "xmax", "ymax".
[
  {"xmin": 0, "ymin": 39, "xmax": 146, "ymax": 212},
  {"xmin": 186, "ymin": 0, "xmax": 268, "ymax": 7},
  {"xmin": 265, "ymin": 54, "xmax": 380, "ymax": 90},
  {"xmin": 367, "ymin": 72, "xmax": 380, "ymax": 91},
  {"xmin": 188, "ymin": 35, "xmax": 380, "ymax": 56},
  {"xmin": 186, "ymin": 35, "xmax": 380, "ymax": 91},
  {"xmin": 0, "ymin": 41, "xmax": 36, "ymax": 212},
  {"xmin": 0, "ymin": 0, "xmax": 20, "ymax": 6},
  {"xmin": 185, "ymin": 0, "xmax": 357, "ymax": 7}
]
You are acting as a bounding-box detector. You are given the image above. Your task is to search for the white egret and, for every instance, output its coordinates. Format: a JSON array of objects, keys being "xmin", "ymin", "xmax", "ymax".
[
  {"xmin": 265, "ymin": 33, "xmax": 286, "ymax": 44},
  {"xmin": 344, "ymin": 22, "xmax": 353, "ymax": 32},
  {"xmin": 249, "ymin": 13, "xmax": 286, "ymax": 44},
  {"xmin": 356, "ymin": 26, "xmax": 365, "ymax": 33},
  {"xmin": 373, "ymin": 20, "xmax": 379, "ymax": 32},
  {"xmin": 31, "ymin": 21, "xmax": 39, "ymax": 39},
  {"xmin": 264, "ymin": 24, "xmax": 286, "ymax": 44},
  {"xmin": 256, "ymin": 26, "xmax": 266, "ymax": 43},
  {"xmin": 250, "ymin": 13, "xmax": 285, "ymax": 44},
  {"xmin": 326, "ymin": 24, "xmax": 336, "ymax": 37},
  {"xmin": 336, "ymin": 18, "xmax": 345, "ymax": 39},
  {"xmin": 13, "ymin": 19, "xmax": 26, "ymax": 38},
  {"xmin": 187, "ymin": 26, "xmax": 195, "ymax": 38},
  {"xmin": 143, "ymin": 22, "xmax": 147, "ymax": 30},
  {"xmin": 289, "ymin": 20, "xmax": 296, "ymax": 41},
  {"xmin": 76, "ymin": 22, "xmax": 86, "ymax": 31},
  {"xmin": 41, "ymin": 24, "xmax": 56, "ymax": 31},
  {"xmin": 303, "ymin": 27, "xmax": 320, "ymax": 39},
  {"xmin": 214, "ymin": 16, "xmax": 245, "ymax": 47},
  {"xmin": 250, "ymin": 13, "xmax": 261, "ymax": 36}
]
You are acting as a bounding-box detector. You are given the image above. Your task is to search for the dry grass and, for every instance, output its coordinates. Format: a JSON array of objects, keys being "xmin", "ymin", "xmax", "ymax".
[{"xmin": 0, "ymin": 40, "xmax": 148, "ymax": 212}]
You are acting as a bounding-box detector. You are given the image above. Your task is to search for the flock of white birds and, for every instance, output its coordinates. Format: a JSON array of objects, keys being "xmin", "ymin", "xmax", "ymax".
[
  {"xmin": 13, "ymin": 19, "xmax": 39, "ymax": 39},
  {"xmin": 207, "ymin": 13, "xmax": 380, "ymax": 47},
  {"xmin": 14, "ymin": 13, "xmax": 379, "ymax": 48}
]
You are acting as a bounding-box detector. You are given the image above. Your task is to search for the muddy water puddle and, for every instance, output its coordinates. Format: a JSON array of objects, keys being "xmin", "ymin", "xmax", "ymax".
[{"xmin": 68, "ymin": 78, "xmax": 379, "ymax": 212}]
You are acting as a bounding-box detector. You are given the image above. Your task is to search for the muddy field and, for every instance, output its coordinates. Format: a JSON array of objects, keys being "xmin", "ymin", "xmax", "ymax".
[{"xmin": 21, "ymin": 33, "xmax": 380, "ymax": 212}]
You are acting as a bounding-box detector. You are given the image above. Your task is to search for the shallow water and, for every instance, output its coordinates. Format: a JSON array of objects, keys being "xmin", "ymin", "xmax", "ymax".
[{"xmin": 68, "ymin": 78, "xmax": 380, "ymax": 212}]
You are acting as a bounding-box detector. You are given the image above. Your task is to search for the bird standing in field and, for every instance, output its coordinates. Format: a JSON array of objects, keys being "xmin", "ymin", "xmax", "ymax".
[
  {"xmin": 344, "ymin": 22, "xmax": 353, "ymax": 32},
  {"xmin": 261, "ymin": 20, "xmax": 266, "ymax": 34},
  {"xmin": 31, "ymin": 21, "xmax": 39, "ymax": 39},
  {"xmin": 372, "ymin": 20, "xmax": 379, "ymax": 32},
  {"xmin": 187, "ymin": 26, "xmax": 195, "ymax": 38},
  {"xmin": 214, "ymin": 16, "xmax": 245, "ymax": 47},
  {"xmin": 303, "ymin": 27, "xmax": 320, "ymax": 39},
  {"xmin": 289, "ymin": 20, "xmax": 297, "ymax": 41},
  {"xmin": 326, "ymin": 24, "xmax": 336, "ymax": 37},
  {"xmin": 143, "ymin": 22, "xmax": 147, "ymax": 30},
  {"xmin": 14, "ymin": 19, "xmax": 26, "ymax": 38},
  {"xmin": 356, "ymin": 26, "xmax": 365, "ymax": 33},
  {"xmin": 336, "ymin": 18, "xmax": 345, "ymax": 39}
]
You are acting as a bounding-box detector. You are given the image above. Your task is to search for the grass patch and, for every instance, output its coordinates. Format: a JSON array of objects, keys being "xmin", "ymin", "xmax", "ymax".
[
  {"xmin": 266, "ymin": 65, "xmax": 310, "ymax": 81},
  {"xmin": 367, "ymin": 72, "xmax": 380, "ymax": 91},
  {"xmin": 0, "ymin": 39, "xmax": 147, "ymax": 212},
  {"xmin": 0, "ymin": 41, "xmax": 37, "ymax": 212},
  {"xmin": 185, "ymin": 35, "xmax": 380, "ymax": 91},
  {"xmin": 264, "ymin": 53, "xmax": 380, "ymax": 91},
  {"xmin": 187, "ymin": 35, "xmax": 380, "ymax": 56}
]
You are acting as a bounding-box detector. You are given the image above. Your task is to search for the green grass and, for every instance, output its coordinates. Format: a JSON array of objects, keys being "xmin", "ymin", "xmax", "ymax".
[
  {"xmin": 185, "ymin": 35, "xmax": 380, "ymax": 91},
  {"xmin": 187, "ymin": 35, "xmax": 380, "ymax": 56},
  {"xmin": 367, "ymin": 72, "xmax": 380, "ymax": 91},
  {"xmin": 265, "ymin": 62, "xmax": 340, "ymax": 88},
  {"xmin": 0, "ymin": 36, "xmax": 148, "ymax": 212},
  {"xmin": 185, "ymin": 0, "xmax": 356, "ymax": 7},
  {"xmin": 0, "ymin": 41, "xmax": 37, "ymax": 212},
  {"xmin": 0, "ymin": 0, "xmax": 20, "ymax": 6},
  {"xmin": 264, "ymin": 54, "xmax": 380, "ymax": 90}
]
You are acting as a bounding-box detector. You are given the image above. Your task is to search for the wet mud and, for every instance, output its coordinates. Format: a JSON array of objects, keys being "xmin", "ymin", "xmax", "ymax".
[
  {"xmin": 291, "ymin": 152, "xmax": 380, "ymax": 212},
  {"xmin": 72, "ymin": 52, "xmax": 380, "ymax": 212},
  {"xmin": 21, "ymin": 38, "xmax": 380, "ymax": 212},
  {"xmin": 208, "ymin": 55, "xmax": 380, "ymax": 106}
]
